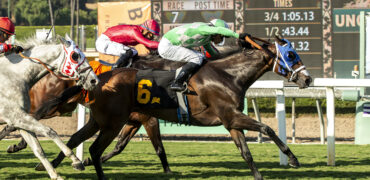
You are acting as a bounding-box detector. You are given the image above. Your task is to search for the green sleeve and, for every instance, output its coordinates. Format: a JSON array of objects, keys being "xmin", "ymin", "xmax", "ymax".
[
  {"xmin": 203, "ymin": 43, "xmax": 219, "ymax": 57},
  {"xmin": 199, "ymin": 26, "xmax": 239, "ymax": 38}
]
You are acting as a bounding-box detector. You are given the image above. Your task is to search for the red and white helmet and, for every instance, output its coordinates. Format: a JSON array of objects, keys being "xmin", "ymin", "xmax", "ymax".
[
  {"xmin": 0, "ymin": 17, "xmax": 15, "ymax": 35},
  {"xmin": 140, "ymin": 19, "xmax": 160, "ymax": 36}
]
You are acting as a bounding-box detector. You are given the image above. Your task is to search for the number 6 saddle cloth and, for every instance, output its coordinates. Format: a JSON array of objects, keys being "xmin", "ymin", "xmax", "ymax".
[{"xmin": 134, "ymin": 68, "xmax": 179, "ymax": 108}]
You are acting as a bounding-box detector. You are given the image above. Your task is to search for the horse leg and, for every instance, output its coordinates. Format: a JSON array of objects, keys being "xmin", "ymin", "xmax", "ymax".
[
  {"xmin": 8, "ymin": 112, "xmax": 84, "ymax": 171},
  {"xmin": 0, "ymin": 125, "xmax": 28, "ymax": 153},
  {"xmin": 90, "ymin": 126, "xmax": 123, "ymax": 180},
  {"xmin": 229, "ymin": 128, "xmax": 262, "ymax": 180},
  {"xmin": 0, "ymin": 125, "xmax": 16, "ymax": 140},
  {"xmin": 83, "ymin": 121, "xmax": 142, "ymax": 166},
  {"xmin": 18, "ymin": 130, "xmax": 62, "ymax": 180},
  {"xmin": 7, "ymin": 137, "xmax": 27, "ymax": 153},
  {"xmin": 227, "ymin": 111, "xmax": 300, "ymax": 167},
  {"xmin": 142, "ymin": 117, "xmax": 172, "ymax": 173},
  {"xmin": 35, "ymin": 114, "xmax": 100, "ymax": 171}
]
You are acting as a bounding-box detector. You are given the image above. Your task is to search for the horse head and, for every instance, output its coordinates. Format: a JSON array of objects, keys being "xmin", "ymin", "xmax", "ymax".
[
  {"xmin": 57, "ymin": 34, "xmax": 99, "ymax": 91},
  {"xmin": 271, "ymin": 36, "xmax": 312, "ymax": 88}
]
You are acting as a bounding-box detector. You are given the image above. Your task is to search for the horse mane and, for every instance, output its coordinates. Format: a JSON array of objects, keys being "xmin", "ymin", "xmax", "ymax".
[{"xmin": 15, "ymin": 36, "xmax": 59, "ymax": 51}]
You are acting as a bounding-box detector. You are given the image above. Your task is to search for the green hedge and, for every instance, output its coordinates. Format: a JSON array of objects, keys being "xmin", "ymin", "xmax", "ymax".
[
  {"xmin": 14, "ymin": 25, "xmax": 97, "ymax": 48},
  {"xmin": 246, "ymin": 97, "xmax": 356, "ymax": 117}
]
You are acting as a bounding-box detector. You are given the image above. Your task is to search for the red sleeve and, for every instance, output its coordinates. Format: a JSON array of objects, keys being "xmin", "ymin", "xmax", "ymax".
[
  {"xmin": 0, "ymin": 43, "xmax": 11, "ymax": 53},
  {"xmin": 132, "ymin": 29, "xmax": 159, "ymax": 50}
]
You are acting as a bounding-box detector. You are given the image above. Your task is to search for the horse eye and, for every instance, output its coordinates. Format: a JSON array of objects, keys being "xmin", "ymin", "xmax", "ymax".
[
  {"xmin": 71, "ymin": 52, "xmax": 79, "ymax": 61},
  {"xmin": 288, "ymin": 51, "xmax": 296, "ymax": 59}
]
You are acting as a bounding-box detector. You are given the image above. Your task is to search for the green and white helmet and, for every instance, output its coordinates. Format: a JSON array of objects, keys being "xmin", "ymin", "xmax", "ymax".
[{"xmin": 209, "ymin": 19, "xmax": 229, "ymax": 29}]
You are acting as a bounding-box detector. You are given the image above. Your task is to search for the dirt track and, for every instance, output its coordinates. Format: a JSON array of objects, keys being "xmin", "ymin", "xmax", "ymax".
[{"xmin": 0, "ymin": 113, "xmax": 355, "ymax": 144}]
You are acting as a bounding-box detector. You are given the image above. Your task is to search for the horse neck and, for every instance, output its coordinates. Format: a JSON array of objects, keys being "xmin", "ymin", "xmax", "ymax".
[
  {"xmin": 206, "ymin": 50, "xmax": 273, "ymax": 91},
  {"xmin": 23, "ymin": 44, "xmax": 64, "ymax": 87}
]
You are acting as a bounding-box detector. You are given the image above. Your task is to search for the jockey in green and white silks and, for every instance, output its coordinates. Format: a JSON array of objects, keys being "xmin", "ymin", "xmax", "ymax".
[{"xmin": 158, "ymin": 19, "xmax": 240, "ymax": 91}]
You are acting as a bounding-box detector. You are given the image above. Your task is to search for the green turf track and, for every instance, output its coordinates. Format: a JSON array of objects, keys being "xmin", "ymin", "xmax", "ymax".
[{"xmin": 0, "ymin": 140, "xmax": 369, "ymax": 179}]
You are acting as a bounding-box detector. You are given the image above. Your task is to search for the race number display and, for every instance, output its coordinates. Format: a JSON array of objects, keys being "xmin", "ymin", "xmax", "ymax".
[
  {"xmin": 245, "ymin": 0, "xmax": 323, "ymax": 79},
  {"xmin": 152, "ymin": 0, "xmax": 238, "ymax": 34}
]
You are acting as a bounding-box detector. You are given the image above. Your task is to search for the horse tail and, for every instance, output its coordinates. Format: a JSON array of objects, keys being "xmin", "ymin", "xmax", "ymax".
[{"xmin": 34, "ymin": 85, "xmax": 82, "ymax": 120}]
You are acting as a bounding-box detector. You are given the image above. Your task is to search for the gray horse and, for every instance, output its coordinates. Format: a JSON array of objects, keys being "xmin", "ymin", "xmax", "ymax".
[{"xmin": 0, "ymin": 35, "xmax": 99, "ymax": 179}]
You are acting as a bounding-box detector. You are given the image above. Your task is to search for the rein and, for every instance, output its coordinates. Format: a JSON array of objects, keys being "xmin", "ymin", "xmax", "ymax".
[
  {"xmin": 244, "ymin": 35, "xmax": 276, "ymax": 59},
  {"xmin": 19, "ymin": 52, "xmax": 79, "ymax": 81}
]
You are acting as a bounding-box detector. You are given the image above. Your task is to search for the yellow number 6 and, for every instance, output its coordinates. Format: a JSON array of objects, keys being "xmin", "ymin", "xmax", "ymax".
[{"xmin": 137, "ymin": 79, "xmax": 152, "ymax": 104}]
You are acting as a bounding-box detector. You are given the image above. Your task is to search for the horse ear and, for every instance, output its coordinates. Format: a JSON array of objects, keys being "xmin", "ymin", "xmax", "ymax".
[
  {"xmin": 59, "ymin": 36, "xmax": 71, "ymax": 48},
  {"xmin": 274, "ymin": 35, "xmax": 286, "ymax": 45},
  {"xmin": 65, "ymin": 33, "xmax": 72, "ymax": 41}
]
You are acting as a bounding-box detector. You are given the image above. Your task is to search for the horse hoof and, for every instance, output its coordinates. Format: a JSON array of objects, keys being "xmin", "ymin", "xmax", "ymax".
[
  {"xmin": 253, "ymin": 173, "xmax": 263, "ymax": 180},
  {"xmin": 35, "ymin": 163, "xmax": 46, "ymax": 171},
  {"xmin": 83, "ymin": 158, "xmax": 93, "ymax": 166},
  {"xmin": 72, "ymin": 161, "xmax": 85, "ymax": 171},
  {"xmin": 289, "ymin": 157, "xmax": 301, "ymax": 168},
  {"xmin": 51, "ymin": 175, "xmax": 64, "ymax": 180},
  {"xmin": 6, "ymin": 145, "xmax": 16, "ymax": 153},
  {"xmin": 164, "ymin": 168, "xmax": 172, "ymax": 174}
]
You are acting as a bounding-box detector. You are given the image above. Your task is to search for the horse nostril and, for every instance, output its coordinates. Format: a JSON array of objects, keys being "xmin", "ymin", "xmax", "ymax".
[
  {"xmin": 305, "ymin": 78, "xmax": 312, "ymax": 85},
  {"xmin": 91, "ymin": 79, "xmax": 97, "ymax": 85}
]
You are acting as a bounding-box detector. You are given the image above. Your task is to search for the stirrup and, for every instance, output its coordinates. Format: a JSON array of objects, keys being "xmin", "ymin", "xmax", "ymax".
[
  {"xmin": 98, "ymin": 60, "xmax": 115, "ymax": 67},
  {"xmin": 170, "ymin": 82, "xmax": 188, "ymax": 92}
]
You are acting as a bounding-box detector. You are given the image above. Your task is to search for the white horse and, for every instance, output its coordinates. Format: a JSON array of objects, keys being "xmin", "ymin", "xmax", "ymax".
[{"xmin": 0, "ymin": 35, "xmax": 99, "ymax": 179}]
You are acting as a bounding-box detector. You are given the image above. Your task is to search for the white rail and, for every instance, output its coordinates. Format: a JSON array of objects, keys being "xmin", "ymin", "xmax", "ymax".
[
  {"xmin": 314, "ymin": 78, "xmax": 370, "ymax": 166},
  {"xmin": 250, "ymin": 80, "xmax": 288, "ymax": 165}
]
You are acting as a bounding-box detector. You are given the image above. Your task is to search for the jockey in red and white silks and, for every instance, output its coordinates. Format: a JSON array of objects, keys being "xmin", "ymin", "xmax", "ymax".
[{"xmin": 95, "ymin": 19, "xmax": 160, "ymax": 68}]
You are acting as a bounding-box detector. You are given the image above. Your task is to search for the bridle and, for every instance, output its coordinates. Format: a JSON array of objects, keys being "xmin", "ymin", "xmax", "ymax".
[
  {"xmin": 18, "ymin": 45, "xmax": 92, "ymax": 83},
  {"xmin": 18, "ymin": 52, "xmax": 79, "ymax": 81}
]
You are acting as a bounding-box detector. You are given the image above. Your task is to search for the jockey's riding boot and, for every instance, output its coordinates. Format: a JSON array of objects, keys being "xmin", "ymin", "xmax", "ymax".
[
  {"xmin": 170, "ymin": 62, "xmax": 200, "ymax": 91},
  {"xmin": 113, "ymin": 49, "xmax": 133, "ymax": 69}
]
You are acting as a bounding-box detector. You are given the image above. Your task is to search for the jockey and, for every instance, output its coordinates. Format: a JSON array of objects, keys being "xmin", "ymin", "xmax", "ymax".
[
  {"xmin": 0, "ymin": 17, "xmax": 23, "ymax": 54},
  {"xmin": 95, "ymin": 19, "xmax": 160, "ymax": 68},
  {"xmin": 158, "ymin": 19, "xmax": 240, "ymax": 91}
]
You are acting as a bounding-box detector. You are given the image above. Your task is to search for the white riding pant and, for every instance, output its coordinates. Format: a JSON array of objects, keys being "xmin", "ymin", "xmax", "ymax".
[
  {"xmin": 158, "ymin": 37, "xmax": 204, "ymax": 65},
  {"xmin": 95, "ymin": 34, "xmax": 137, "ymax": 56}
]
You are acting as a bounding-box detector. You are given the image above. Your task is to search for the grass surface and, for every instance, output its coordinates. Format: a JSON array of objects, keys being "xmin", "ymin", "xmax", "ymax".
[{"xmin": 0, "ymin": 140, "xmax": 369, "ymax": 179}]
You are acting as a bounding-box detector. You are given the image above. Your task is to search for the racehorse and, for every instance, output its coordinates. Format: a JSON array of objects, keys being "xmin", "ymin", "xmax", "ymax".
[
  {"xmin": 2, "ymin": 36, "xmax": 311, "ymax": 180},
  {"xmin": 0, "ymin": 35, "xmax": 99, "ymax": 179}
]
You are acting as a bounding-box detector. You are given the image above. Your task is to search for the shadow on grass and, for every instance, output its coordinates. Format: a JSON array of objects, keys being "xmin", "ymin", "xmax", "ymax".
[{"xmin": 1, "ymin": 152, "xmax": 370, "ymax": 179}]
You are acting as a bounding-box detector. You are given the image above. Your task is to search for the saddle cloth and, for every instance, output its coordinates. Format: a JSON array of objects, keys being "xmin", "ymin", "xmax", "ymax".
[
  {"xmin": 135, "ymin": 69, "xmax": 178, "ymax": 108},
  {"xmin": 135, "ymin": 68, "xmax": 191, "ymax": 124},
  {"xmin": 89, "ymin": 60, "xmax": 112, "ymax": 76}
]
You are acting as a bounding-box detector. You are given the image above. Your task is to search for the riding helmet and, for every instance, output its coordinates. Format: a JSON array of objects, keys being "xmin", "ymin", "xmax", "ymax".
[
  {"xmin": 140, "ymin": 19, "xmax": 160, "ymax": 36},
  {"xmin": 0, "ymin": 17, "xmax": 15, "ymax": 35},
  {"xmin": 209, "ymin": 19, "xmax": 229, "ymax": 29}
]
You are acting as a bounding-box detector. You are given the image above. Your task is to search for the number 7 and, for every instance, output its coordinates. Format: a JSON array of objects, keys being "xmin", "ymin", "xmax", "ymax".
[{"xmin": 172, "ymin": 12, "xmax": 179, "ymax": 23}]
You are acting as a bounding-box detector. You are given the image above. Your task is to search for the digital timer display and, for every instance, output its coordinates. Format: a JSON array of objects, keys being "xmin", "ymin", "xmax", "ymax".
[{"xmin": 245, "ymin": 0, "xmax": 323, "ymax": 79}]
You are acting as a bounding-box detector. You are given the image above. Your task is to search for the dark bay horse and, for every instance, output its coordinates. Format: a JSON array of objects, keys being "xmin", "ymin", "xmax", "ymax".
[
  {"xmin": 3, "ymin": 37, "xmax": 311, "ymax": 180},
  {"xmin": 43, "ymin": 37, "xmax": 311, "ymax": 180}
]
